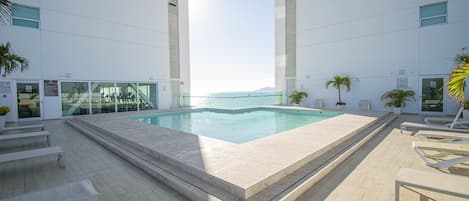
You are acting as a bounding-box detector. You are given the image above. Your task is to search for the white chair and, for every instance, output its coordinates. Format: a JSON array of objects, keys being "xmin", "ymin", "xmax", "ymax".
[
  {"xmin": 412, "ymin": 141, "xmax": 469, "ymax": 169},
  {"xmin": 0, "ymin": 131, "xmax": 50, "ymax": 145},
  {"xmin": 0, "ymin": 124, "xmax": 45, "ymax": 134},
  {"xmin": 395, "ymin": 168, "xmax": 469, "ymax": 201},
  {"xmin": 400, "ymin": 122, "xmax": 469, "ymax": 134},
  {"xmin": 0, "ymin": 146, "xmax": 65, "ymax": 168},
  {"xmin": 0, "ymin": 179, "xmax": 99, "ymax": 201},
  {"xmin": 416, "ymin": 130, "xmax": 469, "ymax": 144},
  {"xmin": 357, "ymin": 100, "xmax": 371, "ymax": 112},
  {"xmin": 313, "ymin": 99, "xmax": 325, "ymax": 109}
]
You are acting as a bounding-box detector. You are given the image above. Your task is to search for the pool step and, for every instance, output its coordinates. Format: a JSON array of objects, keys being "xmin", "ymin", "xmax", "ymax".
[
  {"xmin": 67, "ymin": 112, "xmax": 396, "ymax": 201},
  {"xmin": 67, "ymin": 118, "xmax": 236, "ymax": 201}
]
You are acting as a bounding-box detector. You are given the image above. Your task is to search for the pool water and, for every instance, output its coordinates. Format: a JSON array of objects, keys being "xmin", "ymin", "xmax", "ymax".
[{"xmin": 132, "ymin": 109, "xmax": 341, "ymax": 144}]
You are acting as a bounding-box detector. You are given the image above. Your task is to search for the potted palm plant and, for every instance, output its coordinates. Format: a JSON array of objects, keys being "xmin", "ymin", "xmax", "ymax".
[
  {"xmin": 0, "ymin": 106, "xmax": 10, "ymax": 128},
  {"xmin": 381, "ymin": 89, "xmax": 415, "ymax": 114},
  {"xmin": 288, "ymin": 90, "xmax": 308, "ymax": 106},
  {"xmin": 326, "ymin": 75, "xmax": 351, "ymax": 108}
]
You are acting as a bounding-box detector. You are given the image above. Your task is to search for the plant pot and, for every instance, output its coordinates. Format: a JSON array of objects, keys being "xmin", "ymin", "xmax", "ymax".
[
  {"xmin": 393, "ymin": 107, "xmax": 402, "ymax": 115},
  {"xmin": 336, "ymin": 102, "xmax": 346, "ymax": 110},
  {"xmin": 0, "ymin": 115, "xmax": 6, "ymax": 129}
]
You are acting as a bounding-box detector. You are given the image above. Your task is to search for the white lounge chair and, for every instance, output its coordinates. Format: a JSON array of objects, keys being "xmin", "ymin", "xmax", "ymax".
[
  {"xmin": 0, "ymin": 131, "xmax": 50, "ymax": 145},
  {"xmin": 0, "ymin": 179, "xmax": 99, "ymax": 201},
  {"xmin": 400, "ymin": 122, "xmax": 469, "ymax": 134},
  {"xmin": 0, "ymin": 124, "xmax": 45, "ymax": 134},
  {"xmin": 395, "ymin": 168, "xmax": 469, "ymax": 201},
  {"xmin": 424, "ymin": 106, "xmax": 466, "ymax": 129},
  {"xmin": 416, "ymin": 130, "xmax": 469, "ymax": 144},
  {"xmin": 0, "ymin": 146, "xmax": 65, "ymax": 168},
  {"xmin": 412, "ymin": 141, "xmax": 469, "ymax": 169},
  {"xmin": 357, "ymin": 100, "xmax": 371, "ymax": 112}
]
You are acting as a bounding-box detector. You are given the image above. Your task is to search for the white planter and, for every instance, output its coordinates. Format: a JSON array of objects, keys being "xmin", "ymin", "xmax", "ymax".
[
  {"xmin": 393, "ymin": 107, "xmax": 402, "ymax": 115},
  {"xmin": 463, "ymin": 110, "xmax": 469, "ymax": 120},
  {"xmin": 0, "ymin": 115, "xmax": 6, "ymax": 129}
]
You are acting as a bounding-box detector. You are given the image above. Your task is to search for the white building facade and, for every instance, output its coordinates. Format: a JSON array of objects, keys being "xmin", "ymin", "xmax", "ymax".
[
  {"xmin": 276, "ymin": 0, "xmax": 469, "ymax": 114},
  {"xmin": 0, "ymin": 0, "xmax": 190, "ymax": 122}
]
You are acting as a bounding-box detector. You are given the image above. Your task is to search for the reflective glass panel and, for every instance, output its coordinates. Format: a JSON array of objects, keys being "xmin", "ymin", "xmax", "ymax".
[
  {"xmin": 17, "ymin": 83, "xmax": 40, "ymax": 118},
  {"xmin": 420, "ymin": 2, "xmax": 447, "ymax": 18},
  {"xmin": 12, "ymin": 4, "xmax": 39, "ymax": 20},
  {"xmin": 421, "ymin": 78, "xmax": 444, "ymax": 112},
  {"xmin": 12, "ymin": 18, "xmax": 39, "ymax": 28},
  {"xmin": 138, "ymin": 83, "xmax": 157, "ymax": 110},
  {"xmin": 61, "ymin": 82, "xmax": 90, "ymax": 116},
  {"xmin": 116, "ymin": 83, "xmax": 137, "ymax": 112},
  {"xmin": 91, "ymin": 82, "xmax": 115, "ymax": 114},
  {"xmin": 421, "ymin": 16, "xmax": 447, "ymax": 26}
]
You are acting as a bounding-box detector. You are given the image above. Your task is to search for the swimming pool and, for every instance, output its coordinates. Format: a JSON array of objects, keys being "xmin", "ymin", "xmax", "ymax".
[{"xmin": 131, "ymin": 109, "xmax": 341, "ymax": 144}]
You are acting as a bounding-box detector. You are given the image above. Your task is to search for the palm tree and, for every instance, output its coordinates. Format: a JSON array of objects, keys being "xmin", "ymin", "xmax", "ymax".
[
  {"xmin": 288, "ymin": 90, "xmax": 308, "ymax": 105},
  {"xmin": 448, "ymin": 62, "xmax": 469, "ymax": 104},
  {"xmin": 0, "ymin": 42, "xmax": 29, "ymax": 77},
  {"xmin": 326, "ymin": 75, "xmax": 351, "ymax": 105},
  {"xmin": 0, "ymin": 0, "xmax": 11, "ymax": 25},
  {"xmin": 381, "ymin": 89, "xmax": 416, "ymax": 108}
]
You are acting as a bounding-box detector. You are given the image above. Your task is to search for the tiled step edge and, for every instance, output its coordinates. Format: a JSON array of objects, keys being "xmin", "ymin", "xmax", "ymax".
[
  {"xmin": 66, "ymin": 119, "xmax": 242, "ymax": 201},
  {"xmin": 272, "ymin": 113, "xmax": 397, "ymax": 201}
]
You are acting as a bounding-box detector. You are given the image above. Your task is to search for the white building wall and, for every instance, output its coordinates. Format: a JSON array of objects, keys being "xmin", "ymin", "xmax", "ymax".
[
  {"xmin": 0, "ymin": 0, "xmax": 185, "ymax": 120},
  {"xmin": 178, "ymin": 0, "xmax": 191, "ymax": 100},
  {"xmin": 296, "ymin": 0, "xmax": 469, "ymax": 114}
]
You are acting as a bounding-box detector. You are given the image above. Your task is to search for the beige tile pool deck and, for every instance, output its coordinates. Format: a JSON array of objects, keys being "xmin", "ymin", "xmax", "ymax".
[
  {"xmin": 1, "ymin": 111, "xmax": 468, "ymax": 201},
  {"xmin": 71, "ymin": 107, "xmax": 385, "ymax": 199}
]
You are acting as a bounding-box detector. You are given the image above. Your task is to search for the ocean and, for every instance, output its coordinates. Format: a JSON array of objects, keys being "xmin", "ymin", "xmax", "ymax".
[{"xmin": 184, "ymin": 91, "xmax": 282, "ymax": 108}]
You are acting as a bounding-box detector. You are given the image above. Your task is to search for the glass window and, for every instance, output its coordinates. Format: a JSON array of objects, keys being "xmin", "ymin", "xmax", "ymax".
[
  {"xmin": 12, "ymin": 4, "xmax": 40, "ymax": 28},
  {"xmin": 138, "ymin": 83, "xmax": 158, "ymax": 110},
  {"xmin": 420, "ymin": 2, "xmax": 447, "ymax": 27},
  {"xmin": 116, "ymin": 83, "xmax": 138, "ymax": 112},
  {"xmin": 91, "ymin": 82, "xmax": 116, "ymax": 114},
  {"xmin": 61, "ymin": 82, "xmax": 90, "ymax": 116}
]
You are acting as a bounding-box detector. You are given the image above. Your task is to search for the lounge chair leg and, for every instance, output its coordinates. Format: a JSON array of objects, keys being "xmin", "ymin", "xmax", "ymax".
[
  {"xmin": 58, "ymin": 154, "xmax": 65, "ymax": 168},
  {"xmin": 395, "ymin": 181, "xmax": 400, "ymax": 201},
  {"xmin": 46, "ymin": 136, "xmax": 50, "ymax": 146}
]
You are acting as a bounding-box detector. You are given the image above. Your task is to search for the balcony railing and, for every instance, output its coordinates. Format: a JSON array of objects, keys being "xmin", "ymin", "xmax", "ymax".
[{"xmin": 181, "ymin": 92, "xmax": 282, "ymax": 108}]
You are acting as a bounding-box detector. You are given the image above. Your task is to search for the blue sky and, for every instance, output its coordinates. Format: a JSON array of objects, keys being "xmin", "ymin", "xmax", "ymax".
[{"xmin": 189, "ymin": 0, "xmax": 274, "ymax": 95}]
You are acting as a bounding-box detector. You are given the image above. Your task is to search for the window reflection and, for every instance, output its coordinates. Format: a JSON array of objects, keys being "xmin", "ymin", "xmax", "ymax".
[
  {"xmin": 138, "ymin": 83, "xmax": 157, "ymax": 110},
  {"xmin": 61, "ymin": 82, "xmax": 90, "ymax": 116},
  {"xmin": 116, "ymin": 83, "xmax": 137, "ymax": 112},
  {"xmin": 91, "ymin": 82, "xmax": 115, "ymax": 114}
]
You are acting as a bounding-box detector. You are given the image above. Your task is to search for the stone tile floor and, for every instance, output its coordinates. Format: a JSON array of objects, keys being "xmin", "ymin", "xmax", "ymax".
[
  {"xmin": 0, "ymin": 119, "xmax": 187, "ymax": 201},
  {"xmin": 0, "ymin": 115, "xmax": 468, "ymax": 201}
]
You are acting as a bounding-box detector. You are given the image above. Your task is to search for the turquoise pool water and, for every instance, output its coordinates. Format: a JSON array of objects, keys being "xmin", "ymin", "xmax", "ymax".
[{"xmin": 131, "ymin": 109, "xmax": 341, "ymax": 144}]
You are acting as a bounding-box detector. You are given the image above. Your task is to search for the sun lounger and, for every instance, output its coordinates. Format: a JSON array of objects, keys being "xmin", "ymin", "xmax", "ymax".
[
  {"xmin": 357, "ymin": 100, "xmax": 371, "ymax": 112},
  {"xmin": 0, "ymin": 146, "xmax": 64, "ymax": 168},
  {"xmin": 412, "ymin": 141, "xmax": 469, "ymax": 169},
  {"xmin": 423, "ymin": 106, "xmax": 465, "ymax": 129},
  {"xmin": 416, "ymin": 130, "xmax": 469, "ymax": 143},
  {"xmin": 395, "ymin": 168, "xmax": 469, "ymax": 201},
  {"xmin": 0, "ymin": 124, "xmax": 45, "ymax": 134},
  {"xmin": 0, "ymin": 131, "xmax": 50, "ymax": 145},
  {"xmin": 400, "ymin": 122, "xmax": 469, "ymax": 134},
  {"xmin": 0, "ymin": 179, "xmax": 99, "ymax": 201}
]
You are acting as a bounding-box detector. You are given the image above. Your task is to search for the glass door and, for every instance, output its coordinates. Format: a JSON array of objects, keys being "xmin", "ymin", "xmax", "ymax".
[
  {"xmin": 17, "ymin": 82, "xmax": 41, "ymax": 119},
  {"xmin": 421, "ymin": 78, "xmax": 444, "ymax": 112}
]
